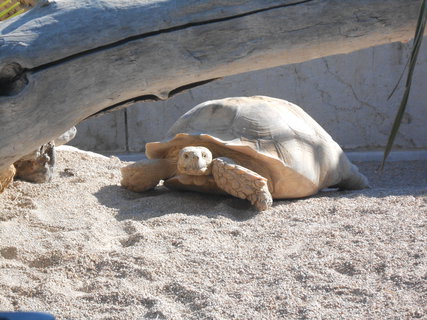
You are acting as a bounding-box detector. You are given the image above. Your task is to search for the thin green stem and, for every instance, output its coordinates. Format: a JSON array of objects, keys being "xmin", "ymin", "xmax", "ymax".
[{"xmin": 380, "ymin": 0, "xmax": 426, "ymax": 169}]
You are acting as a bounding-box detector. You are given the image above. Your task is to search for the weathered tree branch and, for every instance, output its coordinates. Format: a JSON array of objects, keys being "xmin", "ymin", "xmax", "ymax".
[{"xmin": 0, "ymin": 0, "xmax": 420, "ymax": 170}]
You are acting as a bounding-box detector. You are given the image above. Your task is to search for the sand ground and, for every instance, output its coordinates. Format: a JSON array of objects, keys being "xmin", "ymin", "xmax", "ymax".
[{"xmin": 0, "ymin": 147, "xmax": 426, "ymax": 320}]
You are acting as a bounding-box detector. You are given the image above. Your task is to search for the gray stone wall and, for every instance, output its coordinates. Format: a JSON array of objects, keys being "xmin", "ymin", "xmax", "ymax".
[{"xmin": 70, "ymin": 38, "xmax": 427, "ymax": 153}]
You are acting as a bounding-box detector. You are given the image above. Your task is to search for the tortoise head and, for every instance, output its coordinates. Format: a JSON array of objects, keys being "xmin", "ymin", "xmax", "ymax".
[{"xmin": 177, "ymin": 146, "xmax": 213, "ymax": 176}]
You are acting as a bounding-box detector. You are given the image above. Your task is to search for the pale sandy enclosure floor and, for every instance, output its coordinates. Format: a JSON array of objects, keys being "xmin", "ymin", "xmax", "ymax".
[{"xmin": 0, "ymin": 147, "xmax": 426, "ymax": 320}]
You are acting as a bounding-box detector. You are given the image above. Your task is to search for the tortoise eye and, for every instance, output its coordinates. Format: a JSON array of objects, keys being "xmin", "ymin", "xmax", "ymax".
[
  {"xmin": 202, "ymin": 153, "xmax": 207, "ymax": 158},
  {"xmin": 183, "ymin": 154, "xmax": 189, "ymax": 159}
]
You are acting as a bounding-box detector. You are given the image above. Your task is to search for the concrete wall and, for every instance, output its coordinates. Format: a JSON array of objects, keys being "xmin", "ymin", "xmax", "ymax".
[{"xmin": 70, "ymin": 38, "xmax": 427, "ymax": 153}]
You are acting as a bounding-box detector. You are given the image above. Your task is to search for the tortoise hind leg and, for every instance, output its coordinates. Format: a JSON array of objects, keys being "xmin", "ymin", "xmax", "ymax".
[
  {"xmin": 212, "ymin": 157, "xmax": 272, "ymax": 211},
  {"xmin": 337, "ymin": 163, "xmax": 370, "ymax": 190},
  {"xmin": 121, "ymin": 159, "xmax": 176, "ymax": 192}
]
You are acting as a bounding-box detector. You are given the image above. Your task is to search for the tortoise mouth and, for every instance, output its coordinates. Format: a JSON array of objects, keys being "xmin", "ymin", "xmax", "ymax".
[{"xmin": 178, "ymin": 165, "xmax": 211, "ymax": 176}]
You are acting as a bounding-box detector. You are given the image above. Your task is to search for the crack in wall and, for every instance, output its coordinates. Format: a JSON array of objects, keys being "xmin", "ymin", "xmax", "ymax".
[
  {"xmin": 321, "ymin": 57, "xmax": 418, "ymax": 149},
  {"xmin": 322, "ymin": 58, "xmax": 377, "ymax": 111}
]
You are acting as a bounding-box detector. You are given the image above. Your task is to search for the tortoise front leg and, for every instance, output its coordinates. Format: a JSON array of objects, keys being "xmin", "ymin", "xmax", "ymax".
[
  {"xmin": 212, "ymin": 157, "xmax": 273, "ymax": 211},
  {"xmin": 121, "ymin": 159, "xmax": 175, "ymax": 192}
]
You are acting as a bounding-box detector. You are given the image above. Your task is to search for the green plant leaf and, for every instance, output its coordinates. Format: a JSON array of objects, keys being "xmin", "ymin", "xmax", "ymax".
[
  {"xmin": 380, "ymin": 0, "xmax": 426, "ymax": 169},
  {"xmin": 0, "ymin": 1, "xmax": 20, "ymax": 19},
  {"xmin": 0, "ymin": 0, "xmax": 13, "ymax": 9}
]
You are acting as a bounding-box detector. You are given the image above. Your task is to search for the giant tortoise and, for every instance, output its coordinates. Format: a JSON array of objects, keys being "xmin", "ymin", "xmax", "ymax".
[{"xmin": 121, "ymin": 96, "xmax": 369, "ymax": 210}]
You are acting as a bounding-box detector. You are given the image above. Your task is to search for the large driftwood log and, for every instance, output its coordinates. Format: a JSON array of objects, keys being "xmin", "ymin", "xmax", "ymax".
[{"xmin": 0, "ymin": 0, "xmax": 420, "ymax": 171}]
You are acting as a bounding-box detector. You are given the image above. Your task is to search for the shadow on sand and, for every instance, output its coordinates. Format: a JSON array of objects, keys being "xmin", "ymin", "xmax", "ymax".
[
  {"xmin": 94, "ymin": 184, "xmax": 259, "ymax": 222},
  {"xmin": 94, "ymin": 160, "xmax": 426, "ymax": 222}
]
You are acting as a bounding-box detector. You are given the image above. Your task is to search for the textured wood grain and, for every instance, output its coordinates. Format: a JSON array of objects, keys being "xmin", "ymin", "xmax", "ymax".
[{"xmin": 0, "ymin": 0, "xmax": 420, "ymax": 170}]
